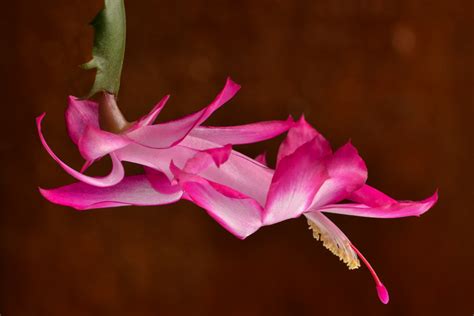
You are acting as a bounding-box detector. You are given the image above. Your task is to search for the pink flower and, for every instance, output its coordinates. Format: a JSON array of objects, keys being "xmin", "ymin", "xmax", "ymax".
[
  {"xmin": 38, "ymin": 79, "xmax": 437, "ymax": 304},
  {"xmin": 37, "ymin": 78, "xmax": 293, "ymax": 207},
  {"xmin": 166, "ymin": 116, "xmax": 437, "ymax": 304}
]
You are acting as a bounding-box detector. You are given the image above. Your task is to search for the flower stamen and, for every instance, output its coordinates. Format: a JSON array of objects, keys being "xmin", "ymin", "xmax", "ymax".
[{"xmin": 350, "ymin": 243, "xmax": 389, "ymax": 304}]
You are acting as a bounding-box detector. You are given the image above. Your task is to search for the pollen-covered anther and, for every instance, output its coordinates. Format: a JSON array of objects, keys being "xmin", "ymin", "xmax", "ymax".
[{"xmin": 308, "ymin": 219, "xmax": 361, "ymax": 270}]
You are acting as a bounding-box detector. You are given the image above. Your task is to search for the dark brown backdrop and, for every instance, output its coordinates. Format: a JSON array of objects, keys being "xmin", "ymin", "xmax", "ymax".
[{"xmin": 1, "ymin": 0, "xmax": 473, "ymax": 315}]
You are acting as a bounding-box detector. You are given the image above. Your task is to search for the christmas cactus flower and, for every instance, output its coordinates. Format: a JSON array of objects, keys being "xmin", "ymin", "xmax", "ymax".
[
  {"xmin": 166, "ymin": 116, "xmax": 438, "ymax": 304},
  {"xmin": 37, "ymin": 0, "xmax": 438, "ymax": 305}
]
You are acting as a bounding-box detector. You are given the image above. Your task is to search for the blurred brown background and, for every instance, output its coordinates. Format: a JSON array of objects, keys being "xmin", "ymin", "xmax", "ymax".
[{"xmin": 1, "ymin": 0, "xmax": 473, "ymax": 315}]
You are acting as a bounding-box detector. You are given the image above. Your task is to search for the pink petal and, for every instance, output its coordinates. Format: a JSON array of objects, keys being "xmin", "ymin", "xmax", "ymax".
[
  {"xmin": 276, "ymin": 115, "xmax": 331, "ymax": 166},
  {"xmin": 127, "ymin": 78, "xmax": 241, "ymax": 148},
  {"xmin": 115, "ymin": 143, "xmax": 199, "ymax": 179},
  {"xmin": 65, "ymin": 96, "xmax": 99, "ymax": 144},
  {"xmin": 78, "ymin": 125, "xmax": 132, "ymax": 161},
  {"xmin": 263, "ymin": 137, "xmax": 329, "ymax": 225},
  {"xmin": 180, "ymin": 136, "xmax": 274, "ymax": 205},
  {"xmin": 129, "ymin": 95, "xmax": 170, "ymax": 130},
  {"xmin": 171, "ymin": 163, "xmax": 263, "ymax": 239},
  {"xmin": 182, "ymin": 144, "xmax": 232, "ymax": 174},
  {"xmin": 144, "ymin": 167, "xmax": 182, "ymax": 195},
  {"xmin": 311, "ymin": 142, "xmax": 367, "ymax": 208},
  {"xmin": 39, "ymin": 175, "xmax": 182, "ymax": 210},
  {"xmin": 318, "ymin": 191, "xmax": 438, "ymax": 218},
  {"xmin": 349, "ymin": 184, "xmax": 397, "ymax": 207},
  {"xmin": 189, "ymin": 116, "xmax": 294, "ymax": 145},
  {"xmin": 254, "ymin": 152, "xmax": 268, "ymax": 166},
  {"xmin": 37, "ymin": 113, "xmax": 124, "ymax": 187}
]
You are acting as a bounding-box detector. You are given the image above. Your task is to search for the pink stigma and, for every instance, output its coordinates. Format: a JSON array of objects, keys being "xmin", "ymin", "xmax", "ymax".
[
  {"xmin": 376, "ymin": 283, "xmax": 389, "ymax": 304},
  {"xmin": 350, "ymin": 243, "xmax": 390, "ymax": 304}
]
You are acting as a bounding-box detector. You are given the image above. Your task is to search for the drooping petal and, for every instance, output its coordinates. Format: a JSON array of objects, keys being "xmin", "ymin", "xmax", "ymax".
[
  {"xmin": 311, "ymin": 142, "xmax": 367, "ymax": 208},
  {"xmin": 171, "ymin": 162, "xmax": 263, "ymax": 239},
  {"xmin": 127, "ymin": 78, "xmax": 241, "ymax": 148},
  {"xmin": 65, "ymin": 96, "xmax": 99, "ymax": 144},
  {"xmin": 304, "ymin": 211, "xmax": 360, "ymax": 269},
  {"xmin": 189, "ymin": 116, "xmax": 294, "ymax": 145},
  {"xmin": 318, "ymin": 191, "xmax": 438, "ymax": 218},
  {"xmin": 39, "ymin": 175, "xmax": 182, "ymax": 210},
  {"xmin": 263, "ymin": 137, "xmax": 329, "ymax": 225},
  {"xmin": 254, "ymin": 152, "xmax": 268, "ymax": 166},
  {"xmin": 78, "ymin": 125, "xmax": 132, "ymax": 161},
  {"xmin": 37, "ymin": 114, "xmax": 125, "ymax": 187},
  {"xmin": 276, "ymin": 115, "xmax": 331, "ymax": 166}
]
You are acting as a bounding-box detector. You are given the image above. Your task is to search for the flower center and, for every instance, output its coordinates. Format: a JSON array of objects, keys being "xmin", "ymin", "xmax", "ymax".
[{"xmin": 307, "ymin": 218, "xmax": 361, "ymax": 269}]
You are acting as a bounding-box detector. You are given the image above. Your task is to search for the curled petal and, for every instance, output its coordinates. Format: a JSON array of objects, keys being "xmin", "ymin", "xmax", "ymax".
[
  {"xmin": 78, "ymin": 125, "xmax": 132, "ymax": 161},
  {"xmin": 311, "ymin": 142, "xmax": 367, "ymax": 208},
  {"xmin": 145, "ymin": 167, "xmax": 182, "ymax": 194},
  {"xmin": 263, "ymin": 137, "xmax": 329, "ymax": 225},
  {"xmin": 183, "ymin": 144, "xmax": 232, "ymax": 174},
  {"xmin": 39, "ymin": 175, "xmax": 182, "ymax": 210},
  {"xmin": 127, "ymin": 78, "xmax": 241, "ymax": 148},
  {"xmin": 65, "ymin": 96, "xmax": 99, "ymax": 144},
  {"xmin": 189, "ymin": 116, "xmax": 294, "ymax": 145},
  {"xmin": 276, "ymin": 115, "xmax": 331, "ymax": 166},
  {"xmin": 349, "ymin": 184, "xmax": 397, "ymax": 207},
  {"xmin": 318, "ymin": 191, "xmax": 438, "ymax": 218},
  {"xmin": 37, "ymin": 113, "xmax": 124, "ymax": 187}
]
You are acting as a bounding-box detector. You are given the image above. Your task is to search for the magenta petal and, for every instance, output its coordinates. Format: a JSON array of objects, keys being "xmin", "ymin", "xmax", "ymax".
[
  {"xmin": 37, "ymin": 113, "xmax": 124, "ymax": 187},
  {"xmin": 319, "ymin": 191, "xmax": 438, "ymax": 218},
  {"xmin": 349, "ymin": 184, "xmax": 398, "ymax": 207},
  {"xmin": 183, "ymin": 181, "xmax": 263, "ymax": 239},
  {"xmin": 145, "ymin": 167, "xmax": 182, "ymax": 194},
  {"xmin": 127, "ymin": 78, "xmax": 241, "ymax": 148},
  {"xmin": 78, "ymin": 125, "xmax": 132, "ymax": 161},
  {"xmin": 200, "ymin": 149, "xmax": 273, "ymax": 206},
  {"xmin": 276, "ymin": 115, "xmax": 331, "ymax": 166},
  {"xmin": 179, "ymin": 136, "xmax": 274, "ymax": 205},
  {"xmin": 263, "ymin": 137, "xmax": 329, "ymax": 225},
  {"xmin": 183, "ymin": 144, "xmax": 232, "ymax": 174},
  {"xmin": 311, "ymin": 142, "xmax": 367, "ymax": 208},
  {"xmin": 189, "ymin": 117, "xmax": 294, "ymax": 145},
  {"xmin": 39, "ymin": 175, "xmax": 182, "ymax": 210},
  {"xmin": 115, "ymin": 143, "xmax": 197, "ymax": 179},
  {"xmin": 172, "ymin": 164, "xmax": 262, "ymax": 239},
  {"xmin": 254, "ymin": 152, "xmax": 268, "ymax": 166},
  {"xmin": 132, "ymin": 95, "xmax": 170, "ymax": 129},
  {"xmin": 65, "ymin": 96, "xmax": 99, "ymax": 144}
]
